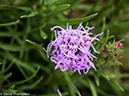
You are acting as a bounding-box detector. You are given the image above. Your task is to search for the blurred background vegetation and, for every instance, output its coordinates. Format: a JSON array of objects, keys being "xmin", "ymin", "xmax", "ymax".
[{"xmin": 0, "ymin": 0, "xmax": 129, "ymax": 96}]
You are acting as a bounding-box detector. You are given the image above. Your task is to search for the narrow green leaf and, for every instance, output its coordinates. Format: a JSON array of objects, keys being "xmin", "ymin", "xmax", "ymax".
[
  {"xmin": 8, "ymin": 85, "xmax": 17, "ymax": 93},
  {"xmin": 5, "ymin": 66, "xmax": 40, "ymax": 88},
  {"xmin": 9, "ymin": 85, "xmax": 15, "ymax": 90},
  {"xmin": 15, "ymin": 59, "xmax": 35, "ymax": 73},
  {"xmin": 46, "ymin": 0, "xmax": 59, "ymax": 6},
  {"xmin": 110, "ymin": 78, "xmax": 124, "ymax": 91},
  {"xmin": 2, "ymin": 85, "xmax": 17, "ymax": 93},
  {"xmin": 108, "ymin": 35, "xmax": 114, "ymax": 40},
  {"xmin": 1, "ymin": 52, "xmax": 35, "ymax": 75},
  {"xmin": 50, "ymin": 13, "xmax": 98, "ymax": 24},
  {"xmin": 46, "ymin": 4, "xmax": 70, "ymax": 18},
  {"xmin": 109, "ymin": 60, "xmax": 123, "ymax": 66},
  {"xmin": 40, "ymin": 28, "xmax": 47, "ymax": 39},
  {"xmin": 1, "ymin": 51, "xmax": 35, "ymax": 73},
  {"xmin": 64, "ymin": 72, "xmax": 81, "ymax": 96},
  {"xmin": 46, "ymin": 0, "xmax": 73, "ymax": 10},
  {"xmin": 111, "ymin": 73, "xmax": 129, "ymax": 78},
  {"xmin": 0, "ymin": 32, "xmax": 24, "ymax": 37},
  {"xmin": 97, "ymin": 87, "xmax": 115, "ymax": 96},
  {"xmin": 4, "ymin": 73, "xmax": 12, "ymax": 81},
  {"xmin": 104, "ymin": 30, "xmax": 109, "ymax": 43},
  {"xmin": 0, "ymin": 20, "xmax": 19, "ymax": 26},
  {"xmin": 61, "ymin": 92, "xmax": 69, "ymax": 96},
  {"xmin": 50, "ymin": 30, "xmax": 55, "ymax": 41},
  {"xmin": 38, "ymin": 50, "xmax": 51, "ymax": 63},
  {"xmin": 20, "ymin": 76, "xmax": 43, "ymax": 90},
  {"xmin": 99, "ymin": 17, "xmax": 106, "ymax": 41},
  {"xmin": 79, "ymin": 79, "xmax": 88, "ymax": 87},
  {"xmin": 26, "ymin": 39, "xmax": 43, "ymax": 50},
  {"xmin": 94, "ymin": 73, "xmax": 100, "ymax": 86},
  {"xmin": 45, "ymin": 0, "xmax": 56, "ymax": 5},
  {"xmin": 101, "ymin": 17, "xmax": 106, "ymax": 32},
  {"xmin": 0, "ymin": 59, "xmax": 15, "ymax": 75},
  {"xmin": 99, "ymin": 70, "xmax": 110, "ymax": 80},
  {"xmin": 0, "ymin": 5, "xmax": 32, "ymax": 11},
  {"xmin": 86, "ymin": 78, "xmax": 98, "ymax": 96},
  {"xmin": 20, "ymin": 10, "xmax": 38, "ymax": 18},
  {"xmin": 85, "ymin": 22, "xmax": 89, "ymax": 28},
  {"xmin": 15, "ymin": 62, "xmax": 28, "ymax": 79},
  {"xmin": 26, "ymin": 39, "xmax": 49, "ymax": 55},
  {"xmin": 0, "ymin": 43, "xmax": 32, "ymax": 51},
  {"xmin": 82, "ymin": 0, "xmax": 101, "ymax": 16}
]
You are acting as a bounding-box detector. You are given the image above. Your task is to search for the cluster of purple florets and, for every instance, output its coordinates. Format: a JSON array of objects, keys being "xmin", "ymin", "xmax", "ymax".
[
  {"xmin": 102, "ymin": 41, "xmax": 122, "ymax": 58},
  {"xmin": 47, "ymin": 23, "xmax": 103, "ymax": 74}
]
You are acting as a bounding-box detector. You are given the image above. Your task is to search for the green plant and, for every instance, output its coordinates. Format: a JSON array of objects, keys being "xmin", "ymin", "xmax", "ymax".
[{"xmin": 0, "ymin": 0, "xmax": 129, "ymax": 96}]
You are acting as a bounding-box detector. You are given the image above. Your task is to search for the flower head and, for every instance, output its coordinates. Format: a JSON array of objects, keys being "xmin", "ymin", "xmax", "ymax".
[
  {"xmin": 114, "ymin": 41, "xmax": 122, "ymax": 58},
  {"xmin": 115, "ymin": 52, "xmax": 121, "ymax": 58},
  {"xmin": 102, "ymin": 44, "xmax": 107, "ymax": 53},
  {"xmin": 115, "ymin": 41, "xmax": 122, "ymax": 49},
  {"xmin": 47, "ymin": 23, "xmax": 103, "ymax": 74}
]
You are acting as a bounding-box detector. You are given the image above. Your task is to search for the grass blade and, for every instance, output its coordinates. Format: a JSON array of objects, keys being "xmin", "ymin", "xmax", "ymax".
[
  {"xmin": 50, "ymin": 13, "xmax": 98, "ymax": 24},
  {"xmin": 110, "ymin": 78, "xmax": 124, "ymax": 92},
  {"xmin": 5, "ymin": 66, "xmax": 40, "ymax": 88},
  {"xmin": 20, "ymin": 76, "xmax": 43, "ymax": 90},
  {"xmin": 0, "ymin": 59, "xmax": 15, "ymax": 75},
  {"xmin": 40, "ymin": 28, "xmax": 47, "ymax": 39},
  {"xmin": 20, "ymin": 10, "xmax": 38, "ymax": 18},
  {"xmin": 64, "ymin": 72, "xmax": 81, "ymax": 96},
  {"xmin": 86, "ymin": 78, "xmax": 98, "ymax": 96},
  {"xmin": 0, "ymin": 20, "xmax": 19, "ymax": 26},
  {"xmin": 0, "ymin": 5, "xmax": 31, "ymax": 11},
  {"xmin": 26, "ymin": 39, "xmax": 49, "ymax": 54}
]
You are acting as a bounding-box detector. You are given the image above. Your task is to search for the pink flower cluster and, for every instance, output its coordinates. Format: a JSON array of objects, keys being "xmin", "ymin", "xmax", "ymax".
[
  {"xmin": 102, "ymin": 41, "xmax": 122, "ymax": 58},
  {"xmin": 115, "ymin": 41, "xmax": 122, "ymax": 49},
  {"xmin": 47, "ymin": 23, "xmax": 103, "ymax": 74},
  {"xmin": 115, "ymin": 41, "xmax": 122, "ymax": 58}
]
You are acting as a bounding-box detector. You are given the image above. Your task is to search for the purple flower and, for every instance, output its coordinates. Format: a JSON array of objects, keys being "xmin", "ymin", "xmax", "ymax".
[
  {"xmin": 115, "ymin": 41, "xmax": 122, "ymax": 49},
  {"xmin": 102, "ymin": 44, "xmax": 107, "ymax": 53},
  {"xmin": 115, "ymin": 52, "xmax": 121, "ymax": 58},
  {"xmin": 102, "ymin": 49, "xmax": 107, "ymax": 53},
  {"xmin": 47, "ymin": 23, "xmax": 103, "ymax": 74}
]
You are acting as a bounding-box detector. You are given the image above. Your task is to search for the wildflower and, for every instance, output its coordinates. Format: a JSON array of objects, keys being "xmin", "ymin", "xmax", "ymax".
[
  {"xmin": 115, "ymin": 52, "xmax": 121, "ymax": 58},
  {"xmin": 104, "ymin": 44, "xmax": 108, "ymax": 49},
  {"xmin": 102, "ymin": 49, "xmax": 106, "ymax": 53},
  {"xmin": 57, "ymin": 89, "xmax": 62, "ymax": 96},
  {"xmin": 47, "ymin": 23, "xmax": 103, "ymax": 74},
  {"xmin": 115, "ymin": 41, "xmax": 122, "ymax": 49},
  {"xmin": 102, "ymin": 44, "xmax": 107, "ymax": 53}
]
